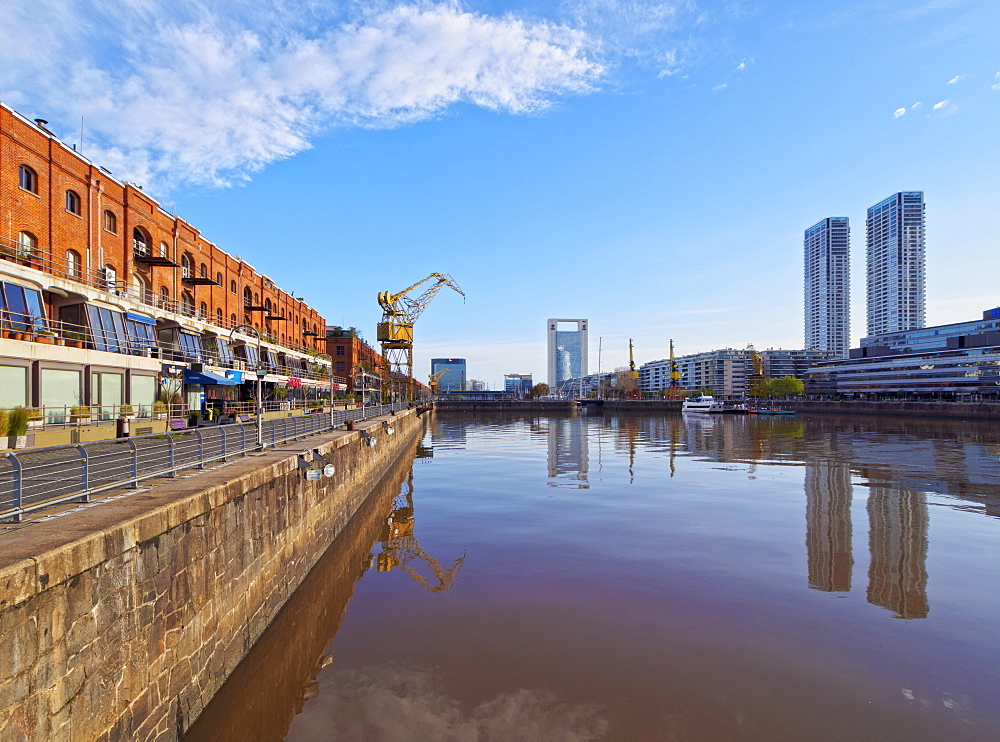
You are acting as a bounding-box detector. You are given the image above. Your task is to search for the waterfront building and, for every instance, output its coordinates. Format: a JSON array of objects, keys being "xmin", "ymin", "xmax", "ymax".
[
  {"xmin": 866, "ymin": 192, "xmax": 926, "ymax": 336},
  {"xmin": 0, "ymin": 104, "xmax": 333, "ymax": 436},
  {"xmin": 467, "ymin": 379, "xmax": 487, "ymax": 392},
  {"xmin": 547, "ymin": 318, "xmax": 588, "ymax": 388},
  {"xmin": 430, "ymin": 358, "xmax": 466, "ymax": 391},
  {"xmin": 324, "ymin": 328, "xmax": 384, "ymax": 403},
  {"xmin": 504, "ymin": 373, "xmax": 533, "ymax": 396},
  {"xmin": 805, "ymin": 307, "xmax": 1000, "ymax": 398},
  {"xmin": 804, "ymin": 217, "xmax": 850, "ymax": 357}
]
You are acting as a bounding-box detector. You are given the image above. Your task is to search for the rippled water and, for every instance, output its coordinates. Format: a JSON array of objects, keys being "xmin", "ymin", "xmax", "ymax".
[{"xmin": 188, "ymin": 412, "xmax": 1000, "ymax": 741}]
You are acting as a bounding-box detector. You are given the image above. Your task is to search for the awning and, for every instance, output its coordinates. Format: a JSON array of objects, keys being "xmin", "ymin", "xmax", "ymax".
[
  {"xmin": 184, "ymin": 369, "xmax": 239, "ymax": 385},
  {"xmin": 126, "ymin": 311, "xmax": 157, "ymax": 325}
]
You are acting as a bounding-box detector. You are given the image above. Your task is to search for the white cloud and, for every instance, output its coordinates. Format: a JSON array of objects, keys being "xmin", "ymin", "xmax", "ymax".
[
  {"xmin": 893, "ymin": 107, "xmax": 907, "ymax": 118},
  {"xmin": 947, "ymin": 74, "xmax": 963, "ymax": 84},
  {"xmin": 735, "ymin": 57, "xmax": 754, "ymax": 72},
  {"xmin": 910, "ymin": 101, "xmax": 923, "ymax": 110},
  {"xmin": 993, "ymin": 71, "xmax": 1000, "ymax": 91},
  {"xmin": 933, "ymin": 99, "xmax": 949, "ymax": 109},
  {"xmin": 712, "ymin": 83, "xmax": 728, "ymax": 92},
  {"xmin": 0, "ymin": 1, "xmax": 605, "ymax": 189}
]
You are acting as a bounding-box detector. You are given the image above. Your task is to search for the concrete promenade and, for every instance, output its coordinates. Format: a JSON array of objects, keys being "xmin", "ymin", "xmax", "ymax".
[{"xmin": 0, "ymin": 407, "xmax": 428, "ymax": 741}]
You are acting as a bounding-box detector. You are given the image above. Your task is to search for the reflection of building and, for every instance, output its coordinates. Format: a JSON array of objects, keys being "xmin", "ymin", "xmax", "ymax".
[
  {"xmin": 804, "ymin": 217, "xmax": 851, "ymax": 358},
  {"xmin": 805, "ymin": 462, "xmax": 853, "ymax": 592},
  {"xmin": 547, "ymin": 318, "xmax": 588, "ymax": 389},
  {"xmin": 430, "ymin": 358, "xmax": 466, "ymax": 392},
  {"xmin": 547, "ymin": 417, "xmax": 589, "ymax": 488},
  {"xmin": 867, "ymin": 488, "xmax": 929, "ymax": 619}
]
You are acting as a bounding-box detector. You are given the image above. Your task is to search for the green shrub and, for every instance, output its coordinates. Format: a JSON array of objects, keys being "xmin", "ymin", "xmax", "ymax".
[
  {"xmin": 8, "ymin": 407, "xmax": 29, "ymax": 436},
  {"xmin": 0, "ymin": 409, "xmax": 9, "ymax": 436}
]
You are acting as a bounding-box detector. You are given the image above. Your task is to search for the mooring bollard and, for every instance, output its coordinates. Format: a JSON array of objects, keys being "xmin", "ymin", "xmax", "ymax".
[{"xmin": 346, "ymin": 420, "xmax": 355, "ymax": 430}]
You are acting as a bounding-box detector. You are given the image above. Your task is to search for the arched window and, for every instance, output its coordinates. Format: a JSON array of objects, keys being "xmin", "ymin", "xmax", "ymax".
[
  {"xmin": 199, "ymin": 301, "xmax": 208, "ymax": 318},
  {"xmin": 17, "ymin": 231, "xmax": 37, "ymax": 257},
  {"xmin": 216, "ymin": 307, "xmax": 223, "ymax": 324},
  {"xmin": 230, "ymin": 280, "xmax": 237, "ymax": 294},
  {"xmin": 264, "ymin": 298, "xmax": 272, "ymax": 314},
  {"xmin": 18, "ymin": 165, "xmax": 38, "ymax": 194},
  {"xmin": 181, "ymin": 253, "xmax": 193, "ymax": 279},
  {"xmin": 65, "ymin": 190, "xmax": 81, "ymax": 215},
  {"xmin": 133, "ymin": 227, "xmax": 150, "ymax": 256},
  {"xmin": 243, "ymin": 287, "xmax": 253, "ymax": 307},
  {"xmin": 158, "ymin": 241, "xmax": 169, "ymax": 258},
  {"xmin": 230, "ymin": 313, "xmax": 237, "ymax": 325},
  {"xmin": 159, "ymin": 286, "xmax": 170, "ymax": 309},
  {"xmin": 133, "ymin": 273, "xmax": 150, "ymax": 303},
  {"xmin": 104, "ymin": 210, "xmax": 117, "ymax": 234},
  {"xmin": 200, "ymin": 263, "xmax": 208, "ymax": 279},
  {"xmin": 66, "ymin": 249, "xmax": 82, "ymax": 279},
  {"xmin": 253, "ymin": 292, "xmax": 259, "ymax": 306},
  {"xmin": 216, "ymin": 272, "xmax": 223, "ymax": 287},
  {"xmin": 181, "ymin": 291, "xmax": 195, "ymax": 315}
]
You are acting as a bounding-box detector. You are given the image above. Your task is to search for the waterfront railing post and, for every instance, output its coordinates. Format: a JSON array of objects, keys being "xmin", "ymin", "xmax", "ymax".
[
  {"xmin": 195, "ymin": 429, "xmax": 205, "ymax": 469},
  {"xmin": 8, "ymin": 453, "xmax": 23, "ymax": 522},
  {"xmin": 76, "ymin": 444, "xmax": 89, "ymax": 500},
  {"xmin": 127, "ymin": 439, "xmax": 139, "ymax": 488},
  {"xmin": 166, "ymin": 433, "xmax": 176, "ymax": 477}
]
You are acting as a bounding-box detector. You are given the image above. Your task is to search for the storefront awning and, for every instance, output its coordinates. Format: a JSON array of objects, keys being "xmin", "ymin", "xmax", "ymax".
[
  {"xmin": 125, "ymin": 311, "xmax": 157, "ymax": 325},
  {"xmin": 184, "ymin": 369, "xmax": 239, "ymax": 385}
]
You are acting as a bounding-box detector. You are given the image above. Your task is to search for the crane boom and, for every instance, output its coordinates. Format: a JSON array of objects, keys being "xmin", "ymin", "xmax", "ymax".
[{"xmin": 377, "ymin": 273, "xmax": 464, "ymax": 402}]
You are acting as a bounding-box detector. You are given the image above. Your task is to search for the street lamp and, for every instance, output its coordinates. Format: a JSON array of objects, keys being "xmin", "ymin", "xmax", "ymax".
[
  {"xmin": 316, "ymin": 352, "xmax": 335, "ymax": 429},
  {"xmin": 354, "ymin": 365, "xmax": 366, "ymax": 416},
  {"xmin": 230, "ymin": 324, "xmax": 263, "ymax": 449}
]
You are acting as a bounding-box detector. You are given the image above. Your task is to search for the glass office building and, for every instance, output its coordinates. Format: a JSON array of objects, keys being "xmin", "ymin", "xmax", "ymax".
[
  {"xmin": 430, "ymin": 358, "xmax": 466, "ymax": 392},
  {"xmin": 547, "ymin": 319, "xmax": 588, "ymax": 389}
]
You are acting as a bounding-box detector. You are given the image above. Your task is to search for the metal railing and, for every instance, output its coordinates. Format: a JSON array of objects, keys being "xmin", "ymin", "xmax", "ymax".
[{"xmin": 0, "ymin": 402, "xmax": 410, "ymax": 522}]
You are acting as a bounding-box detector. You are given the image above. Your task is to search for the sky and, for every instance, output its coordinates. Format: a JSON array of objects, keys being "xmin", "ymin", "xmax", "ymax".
[{"xmin": 2, "ymin": 0, "xmax": 998, "ymax": 388}]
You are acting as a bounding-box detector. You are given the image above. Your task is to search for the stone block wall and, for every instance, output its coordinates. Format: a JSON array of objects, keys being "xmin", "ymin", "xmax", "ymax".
[{"xmin": 0, "ymin": 409, "xmax": 425, "ymax": 740}]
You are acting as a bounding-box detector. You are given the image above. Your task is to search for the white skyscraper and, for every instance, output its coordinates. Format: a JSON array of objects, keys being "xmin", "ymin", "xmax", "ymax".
[
  {"xmin": 804, "ymin": 217, "xmax": 851, "ymax": 357},
  {"xmin": 547, "ymin": 319, "xmax": 588, "ymax": 388},
  {"xmin": 866, "ymin": 192, "xmax": 926, "ymax": 336}
]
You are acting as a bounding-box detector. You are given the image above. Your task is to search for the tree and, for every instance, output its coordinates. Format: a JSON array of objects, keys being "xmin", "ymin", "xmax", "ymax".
[
  {"xmin": 766, "ymin": 376, "xmax": 804, "ymax": 397},
  {"xmin": 529, "ymin": 383, "xmax": 550, "ymax": 399},
  {"xmin": 613, "ymin": 366, "xmax": 638, "ymax": 397}
]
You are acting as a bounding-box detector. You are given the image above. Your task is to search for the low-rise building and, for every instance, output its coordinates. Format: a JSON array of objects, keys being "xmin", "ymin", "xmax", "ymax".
[{"xmin": 806, "ymin": 307, "xmax": 1000, "ymax": 398}]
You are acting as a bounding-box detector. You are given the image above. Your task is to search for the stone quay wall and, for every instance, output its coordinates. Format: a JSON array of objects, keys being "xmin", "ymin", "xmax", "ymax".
[
  {"xmin": 0, "ymin": 408, "xmax": 427, "ymax": 741},
  {"xmin": 786, "ymin": 400, "xmax": 1000, "ymax": 420}
]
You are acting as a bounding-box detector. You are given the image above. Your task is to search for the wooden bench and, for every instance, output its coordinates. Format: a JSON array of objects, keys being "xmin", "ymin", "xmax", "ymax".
[
  {"xmin": 167, "ymin": 419, "xmax": 192, "ymax": 432},
  {"xmin": 237, "ymin": 414, "xmax": 252, "ymax": 424}
]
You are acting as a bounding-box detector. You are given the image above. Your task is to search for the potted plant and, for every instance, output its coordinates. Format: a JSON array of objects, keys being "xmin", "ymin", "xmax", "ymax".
[
  {"xmin": 152, "ymin": 400, "xmax": 168, "ymax": 419},
  {"xmin": 34, "ymin": 330, "xmax": 57, "ymax": 344},
  {"xmin": 119, "ymin": 404, "xmax": 134, "ymax": 418},
  {"xmin": 0, "ymin": 409, "xmax": 8, "ymax": 443},
  {"xmin": 70, "ymin": 405, "xmax": 91, "ymax": 425},
  {"xmin": 7, "ymin": 406, "xmax": 29, "ymax": 449},
  {"xmin": 62, "ymin": 330, "xmax": 86, "ymax": 349}
]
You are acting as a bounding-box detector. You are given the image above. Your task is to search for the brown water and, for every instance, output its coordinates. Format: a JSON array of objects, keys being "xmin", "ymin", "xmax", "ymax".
[{"xmin": 188, "ymin": 412, "xmax": 1000, "ymax": 741}]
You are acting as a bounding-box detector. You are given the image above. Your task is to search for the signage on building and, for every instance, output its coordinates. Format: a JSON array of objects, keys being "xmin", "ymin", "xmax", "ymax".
[
  {"xmin": 288, "ymin": 376, "xmax": 302, "ymax": 388},
  {"xmin": 225, "ymin": 370, "xmax": 246, "ymax": 383},
  {"xmin": 160, "ymin": 363, "xmax": 185, "ymax": 378}
]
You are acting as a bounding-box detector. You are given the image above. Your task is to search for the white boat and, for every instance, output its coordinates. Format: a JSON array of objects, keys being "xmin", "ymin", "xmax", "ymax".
[{"xmin": 682, "ymin": 395, "xmax": 717, "ymax": 412}]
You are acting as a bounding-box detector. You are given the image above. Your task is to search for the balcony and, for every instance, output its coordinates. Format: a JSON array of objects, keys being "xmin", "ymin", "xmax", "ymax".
[{"xmin": 133, "ymin": 240, "xmax": 178, "ymax": 267}]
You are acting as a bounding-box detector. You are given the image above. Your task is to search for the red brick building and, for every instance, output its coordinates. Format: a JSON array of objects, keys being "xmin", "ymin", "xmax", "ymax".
[{"xmin": 0, "ymin": 103, "xmax": 335, "ymax": 422}]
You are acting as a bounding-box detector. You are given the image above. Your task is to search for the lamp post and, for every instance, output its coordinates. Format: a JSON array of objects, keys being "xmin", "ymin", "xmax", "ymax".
[
  {"xmin": 230, "ymin": 324, "xmax": 263, "ymax": 449},
  {"xmin": 354, "ymin": 365, "xmax": 366, "ymax": 417},
  {"xmin": 315, "ymin": 352, "xmax": 335, "ymax": 429}
]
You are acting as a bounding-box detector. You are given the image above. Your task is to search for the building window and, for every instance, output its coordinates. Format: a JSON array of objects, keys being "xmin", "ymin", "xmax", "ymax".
[
  {"xmin": 230, "ymin": 313, "xmax": 237, "ymax": 325},
  {"xmin": 18, "ymin": 165, "xmax": 38, "ymax": 194},
  {"xmin": 216, "ymin": 307, "xmax": 223, "ymax": 324},
  {"xmin": 244, "ymin": 287, "xmax": 253, "ymax": 307},
  {"xmin": 66, "ymin": 249, "xmax": 82, "ymax": 279},
  {"xmin": 104, "ymin": 210, "xmax": 117, "ymax": 234},
  {"xmin": 336, "ymin": 361, "xmax": 345, "ymax": 372},
  {"xmin": 199, "ymin": 301, "xmax": 208, "ymax": 318},
  {"xmin": 16, "ymin": 231, "xmax": 37, "ymax": 258},
  {"xmin": 254, "ymin": 292, "xmax": 259, "ymax": 306},
  {"xmin": 230, "ymin": 280, "xmax": 237, "ymax": 294},
  {"xmin": 181, "ymin": 253, "xmax": 193, "ymax": 279},
  {"xmin": 159, "ymin": 241, "xmax": 169, "ymax": 258},
  {"xmin": 216, "ymin": 272, "xmax": 223, "ymax": 287},
  {"xmin": 160, "ymin": 286, "xmax": 170, "ymax": 308},
  {"xmin": 65, "ymin": 190, "xmax": 82, "ymax": 215},
  {"xmin": 181, "ymin": 291, "xmax": 195, "ymax": 315},
  {"xmin": 336, "ymin": 345, "xmax": 345, "ymax": 356},
  {"xmin": 133, "ymin": 272, "xmax": 150, "ymax": 303},
  {"xmin": 133, "ymin": 227, "xmax": 150, "ymax": 256},
  {"xmin": 200, "ymin": 263, "xmax": 208, "ymax": 279}
]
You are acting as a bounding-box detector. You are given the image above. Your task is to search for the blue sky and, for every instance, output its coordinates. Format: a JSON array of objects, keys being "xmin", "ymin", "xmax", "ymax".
[{"xmin": 2, "ymin": 0, "xmax": 998, "ymax": 387}]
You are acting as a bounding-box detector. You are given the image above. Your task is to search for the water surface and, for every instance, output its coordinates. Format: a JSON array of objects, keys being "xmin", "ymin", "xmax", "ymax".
[{"xmin": 191, "ymin": 412, "xmax": 1000, "ymax": 741}]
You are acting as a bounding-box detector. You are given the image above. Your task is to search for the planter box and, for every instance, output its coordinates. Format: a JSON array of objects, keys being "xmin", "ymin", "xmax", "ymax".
[{"xmin": 8, "ymin": 435, "xmax": 27, "ymax": 449}]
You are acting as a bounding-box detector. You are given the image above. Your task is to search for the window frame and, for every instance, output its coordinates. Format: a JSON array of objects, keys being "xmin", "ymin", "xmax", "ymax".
[{"xmin": 18, "ymin": 165, "xmax": 38, "ymax": 194}]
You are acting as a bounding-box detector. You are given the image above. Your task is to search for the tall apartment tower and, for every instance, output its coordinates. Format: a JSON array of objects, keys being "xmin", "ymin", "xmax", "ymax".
[
  {"xmin": 804, "ymin": 217, "xmax": 851, "ymax": 357},
  {"xmin": 866, "ymin": 192, "xmax": 926, "ymax": 336},
  {"xmin": 547, "ymin": 319, "xmax": 588, "ymax": 388}
]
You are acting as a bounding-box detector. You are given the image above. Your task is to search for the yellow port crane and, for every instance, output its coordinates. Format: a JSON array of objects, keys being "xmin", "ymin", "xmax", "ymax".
[
  {"xmin": 377, "ymin": 273, "xmax": 464, "ymax": 402},
  {"xmin": 747, "ymin": 343, "xmax": 766, "ymax": 398},
  {"xmin": 428, "ymin": 368, "xmax": 450, "ymax": 395}
]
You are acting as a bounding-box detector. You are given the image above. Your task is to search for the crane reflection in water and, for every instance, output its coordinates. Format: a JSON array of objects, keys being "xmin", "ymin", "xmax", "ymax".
[{"xmin": 372, "ymin": 472, "xmax": 466, "ymax": 592}]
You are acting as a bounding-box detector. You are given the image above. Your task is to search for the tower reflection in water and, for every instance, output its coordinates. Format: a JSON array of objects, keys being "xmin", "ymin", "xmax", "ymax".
[
  {"xmin": 547, "ymin": 417, "xmax": 589, "ymax": 488},
  {"xmin": 866, "ymin": 488, "xmax": 929, "ymax": 619},
  {"xmin": 805, "ymin": 460, "xmax": 854, "ymax": 593}
]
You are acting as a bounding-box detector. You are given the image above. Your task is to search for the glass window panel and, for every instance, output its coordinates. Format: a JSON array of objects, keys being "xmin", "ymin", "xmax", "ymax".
[
  {"xmin": 41, "ymin": 369, "xmax": 82, "ymax": 423},
  {"xmin": 0, "ymin": 366, "xmax": 28, "ymax": 408},
  {"xmin": 24, "ymin": 289, "xmax": 47, "ymax": 332},
  {"xmin": 130, "ymin": 375, "xmax": 156, "ymax": 418},
  {"xmin": 2, "ymin": 284, "xmax": 30, "ymax": 331},
  {"xmin": 95, "ymin": 372, "xmax": 123, "ymax": 420},
  {"xmin": 109, "ymin": 311, "xmax": 127, "ymax": 353},
  {"xmin": 86, "ymin": 305, "xmax": 107, "ymax": 351}
]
